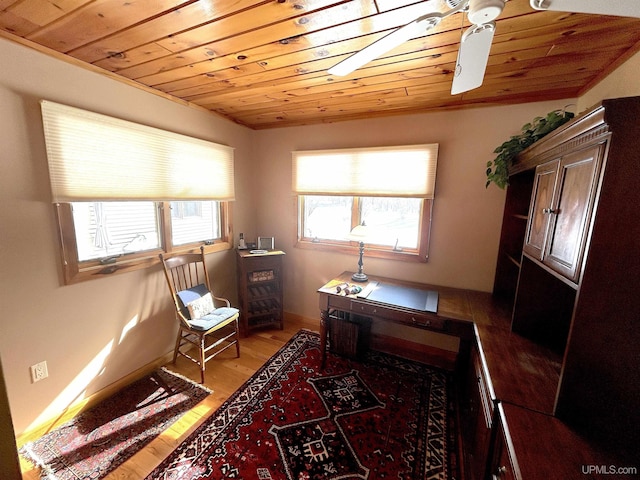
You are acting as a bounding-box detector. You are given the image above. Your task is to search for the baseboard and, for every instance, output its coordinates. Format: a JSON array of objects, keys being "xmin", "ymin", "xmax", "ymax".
[
  {"xmin": 16, "ymin": 351, "xmax": 174, "ymax": 446},
  {"xmin": 283, "ymin": 312, "xmax": 319, "ymax": 330}
]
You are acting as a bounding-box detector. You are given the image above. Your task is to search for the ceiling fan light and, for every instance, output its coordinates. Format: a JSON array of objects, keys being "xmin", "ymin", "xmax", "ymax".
[{"xmin": 468, "ymin": 0, "xmax": 504, "ymax": 24}]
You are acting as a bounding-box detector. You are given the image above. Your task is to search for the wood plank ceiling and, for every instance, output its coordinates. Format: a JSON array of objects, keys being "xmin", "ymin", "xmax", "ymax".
[{"xmin": 1, "ymin": 0, "xmax": 639, "ymax": 129}]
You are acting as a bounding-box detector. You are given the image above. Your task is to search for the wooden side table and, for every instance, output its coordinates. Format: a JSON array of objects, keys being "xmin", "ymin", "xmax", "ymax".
[{"xmin": 236, "ymin": 249, "xmax": 285, "ymax": 336}]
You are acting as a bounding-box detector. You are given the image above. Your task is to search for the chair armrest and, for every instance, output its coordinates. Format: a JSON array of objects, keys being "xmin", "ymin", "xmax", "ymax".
[{"xmin": 213, "ymin": 295, "xmax": 231, "ymax": 308}]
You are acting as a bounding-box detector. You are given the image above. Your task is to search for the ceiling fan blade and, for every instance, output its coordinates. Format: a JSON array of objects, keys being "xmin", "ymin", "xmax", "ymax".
[
  {"xmin": 530, "ymin": 0, "xmax": 640, "ymax": 18},
  {"xmin": 451, "ymin": 22, "xmax": 496, "ymax": 95},
  {"xmin": 328, "ymin": 13, "xmax": 444, "ymax": 76}
]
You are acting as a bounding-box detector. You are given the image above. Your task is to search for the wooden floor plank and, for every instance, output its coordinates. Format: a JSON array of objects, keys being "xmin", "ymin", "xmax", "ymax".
[{"xmin": 20, "ymin": 316, "xmax": 319, "ymax": 480}]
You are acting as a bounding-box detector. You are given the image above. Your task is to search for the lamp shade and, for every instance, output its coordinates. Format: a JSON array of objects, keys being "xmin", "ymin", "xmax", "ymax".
[{"xmin": 348, "ymin": 223, "xmax": 369, "ymax": 241}]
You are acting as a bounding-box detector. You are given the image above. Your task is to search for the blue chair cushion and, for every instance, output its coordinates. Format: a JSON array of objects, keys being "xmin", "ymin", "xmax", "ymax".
[
  {"xmin": 176, "ymin": 284, "xmax": 210, "ymax": 319},
  {"xmin": 188, "ymin": 307, "xmax": 239, "ymax": 331}
]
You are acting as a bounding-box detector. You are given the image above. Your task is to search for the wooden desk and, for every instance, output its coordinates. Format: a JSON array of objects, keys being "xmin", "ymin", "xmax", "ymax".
[
  {"xmin": 317, "ymin": 273, "xmax": 637, "ymax": 478},
  {"xmin": 317, "ymin": 271, "xmax": 478, "ymax": 369}
]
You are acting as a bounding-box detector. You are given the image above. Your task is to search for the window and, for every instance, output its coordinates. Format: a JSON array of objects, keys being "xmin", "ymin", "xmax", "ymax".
[
  {"xmin": 293, "ymin": 145, "xmax": 437, "ymax": 261},
  {"xmin": 56, "ymin": 200, "xmax": 229, "ymax": 283},
  {"xmin": 41, "ymin": 101, "xmax": 234, "ymax": 284},
  {"xmin": 170, "ymin": 201, "xmax": 221, "ymax": 246},
  {"xmin": 360, "ymin": 197, "xmax": 423, "ymax": 249},
  {"xmin": 72, "ymin": 201, "xmax": 161, "ymax": 261},
  {"xmin": 69, "ymin": 200, "xmax": 223, "ymax": 262}
]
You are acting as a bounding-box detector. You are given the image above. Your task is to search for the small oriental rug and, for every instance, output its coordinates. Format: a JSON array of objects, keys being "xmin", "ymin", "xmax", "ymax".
[
  {"xmin": 146, "ymin": 330, "xmax": 460, "ymax": 480},
  {"xmin": 20, "ymin": 367, "xmax": 211, "ymax": 480}
]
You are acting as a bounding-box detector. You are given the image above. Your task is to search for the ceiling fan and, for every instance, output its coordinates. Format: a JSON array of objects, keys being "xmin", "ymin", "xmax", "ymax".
[{"xmin": 328, "ymin": 0, "xmax": 640, "ymax": 95}]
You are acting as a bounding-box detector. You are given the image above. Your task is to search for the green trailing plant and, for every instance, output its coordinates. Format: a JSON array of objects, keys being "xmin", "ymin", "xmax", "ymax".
[{"xmin": 486, "ymin": 108, "xmax": 575, "ymax": 189}]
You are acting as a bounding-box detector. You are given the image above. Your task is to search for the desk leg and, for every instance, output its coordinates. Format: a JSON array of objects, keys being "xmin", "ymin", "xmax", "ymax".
[{"xmin": 319, "ymin": 309, "xmax": 328, "ymax": 369}]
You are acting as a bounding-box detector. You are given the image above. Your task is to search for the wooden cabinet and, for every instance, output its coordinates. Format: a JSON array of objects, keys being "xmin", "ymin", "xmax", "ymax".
[
  {"xmin": 487, "ymin": 404, "xmax": 520, "ymax": 480},
  {"xmin": 523, "ymin": 159, "xmax": 557, "ymax": 261},
  {"xmin": 236, "ymin": 250, "xmax": 285, "ymax": 336},
  {"xmin": 523, "ymin": 143, "xmax": 604, "ymax": 283},
  {"xmin": 461, "ymin": 339, "xmax": 495, "ymax": 480},
  {"xmin": 491, "ymin": 96, "xmax": 640, "ymax": 464},
  {"xmin": 492, "ymin": 171, "xmax": 534, "ymax": 303}
]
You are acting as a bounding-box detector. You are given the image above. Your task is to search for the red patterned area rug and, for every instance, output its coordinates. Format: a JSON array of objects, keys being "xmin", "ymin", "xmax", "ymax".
[
  {"xmin": 20, "ymin": 367, "xmax": 211, "ymax": 480},
  {"xmin": 146, "ymin": 330, "xmax": 460, "ymax": 480}
]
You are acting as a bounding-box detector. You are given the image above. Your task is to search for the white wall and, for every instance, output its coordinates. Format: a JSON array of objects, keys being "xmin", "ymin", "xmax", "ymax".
[
  {"xmin": 0, "ymin": 37, "xmax": 254, "ymax": 435},
  {"xmin": 250, "ymin": 101, "xmax": 573, "ymax": 325},
  {"xmin": 578, "ymin": 50, "xmax": 640, "ymax": 113}
]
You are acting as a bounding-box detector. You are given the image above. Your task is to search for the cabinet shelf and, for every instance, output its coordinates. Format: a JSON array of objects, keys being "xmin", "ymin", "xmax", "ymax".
[
  {"xmin": 492, "ymin": 169, "xmax": 535, "ymax": 306},
  {"xmin": 236, "ymin": 250, "xmax": 285, "ymax": 336},
  {"xmin": 505, "ymin": 253, "xmax": 521, "ymax": 268},
  {"xmin": 247, "ymin": 298, "xmax": 281, "ymax": 316},
  {"xmin": 248, "ymin": 284, "xmax": 277, "ymax": 299}
]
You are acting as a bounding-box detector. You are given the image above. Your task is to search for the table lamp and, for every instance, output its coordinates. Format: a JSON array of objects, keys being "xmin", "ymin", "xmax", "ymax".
[{"xmin": 348, "ymin": 222, "xmax": 369, "ymax": 282}]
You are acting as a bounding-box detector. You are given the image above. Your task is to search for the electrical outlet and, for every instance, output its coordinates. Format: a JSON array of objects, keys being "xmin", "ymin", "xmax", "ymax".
[{"xmin": 30, "ymin": 361, "xmax": 48, "ymax": 383}]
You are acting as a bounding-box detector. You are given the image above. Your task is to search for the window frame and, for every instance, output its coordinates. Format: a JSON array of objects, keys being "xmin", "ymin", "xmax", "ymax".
[
  {"xmin": 55, "ymin": 201, "xmax": 232, "ymax": 284},
  {"xmin": 170, "ymin": 201, "xmax": 203, "ymax": 219},
  {"xmin": 295, "ymin": 195, "xmax": 433, "ymax": 263}
]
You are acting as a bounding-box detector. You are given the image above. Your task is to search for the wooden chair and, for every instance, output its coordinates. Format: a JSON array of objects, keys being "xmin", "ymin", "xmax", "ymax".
[{"xmin": 159, "ymin": 246, "xmax": 240, "ymax": 383}]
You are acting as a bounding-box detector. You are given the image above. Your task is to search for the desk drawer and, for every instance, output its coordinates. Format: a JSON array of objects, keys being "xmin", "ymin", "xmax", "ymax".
[
  {"xmin": 350, "ymin": 299, "xmax": 447, "ymax": 331},
  {"xmin": 327, "ymin": 294, "xmax": 353, "ymax": 311}
]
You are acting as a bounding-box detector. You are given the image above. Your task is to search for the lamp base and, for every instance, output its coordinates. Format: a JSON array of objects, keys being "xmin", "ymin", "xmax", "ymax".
[{"xmin": 351, "ymin": 272, "xmax": 368, "ymax": 282}]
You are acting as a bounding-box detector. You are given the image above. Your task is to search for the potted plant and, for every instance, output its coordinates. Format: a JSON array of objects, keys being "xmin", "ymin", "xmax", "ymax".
[{"xmin": 486, "ymin": 108, "xmax": 575, "ymax": 189}]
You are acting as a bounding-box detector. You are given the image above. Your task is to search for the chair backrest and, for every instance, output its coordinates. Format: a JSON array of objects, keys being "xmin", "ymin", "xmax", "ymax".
[{"xmin": 159, "ymin": 246, "xmax": 212, "ymax": 327}]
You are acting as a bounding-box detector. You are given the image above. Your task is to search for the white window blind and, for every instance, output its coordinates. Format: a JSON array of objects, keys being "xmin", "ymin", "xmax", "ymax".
[
  {"xmin": 41, "ymin": 100, "xmax": 235, "ymax": 202},
  {"xmin": 292, "ymin": 144, "xmax": 438, "ymax": 198}
]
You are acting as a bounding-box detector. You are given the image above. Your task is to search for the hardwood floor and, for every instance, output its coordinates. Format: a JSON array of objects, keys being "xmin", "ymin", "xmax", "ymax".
[{"xmin": 19, "ymin": 316, "xmax": 319, "ymax": 480}]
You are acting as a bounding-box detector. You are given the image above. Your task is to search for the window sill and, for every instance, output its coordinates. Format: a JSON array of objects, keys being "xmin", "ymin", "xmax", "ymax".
[
  {"xmin": 295, "ymin": 240, "xmax": 427, "ymax": 263},
  {"xmin": 63, "ymin": 241, "xmax": 232, "ymax": 284}
]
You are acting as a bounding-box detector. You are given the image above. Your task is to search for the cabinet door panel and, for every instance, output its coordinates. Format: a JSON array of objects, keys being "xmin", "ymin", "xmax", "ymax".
[
  {"xmin": 545, "ymin": 144, "xmax": 603, "ymax": 281},
  {"xmin": 489, "ymin": 405, "xmax": 521, "ymax": 480},
  {"xmin": 462, "ymin": 346, "xmax": 493, "ymax": 480},
  {"xmin": 523, "ymin": 160, "xmax": 558, "ymax": 260}
]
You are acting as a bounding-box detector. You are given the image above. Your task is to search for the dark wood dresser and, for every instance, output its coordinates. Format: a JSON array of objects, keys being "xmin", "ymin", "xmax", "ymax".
[{"xmin": 482, "ymin": 96, "xmax": 640, "ymax": 478}]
